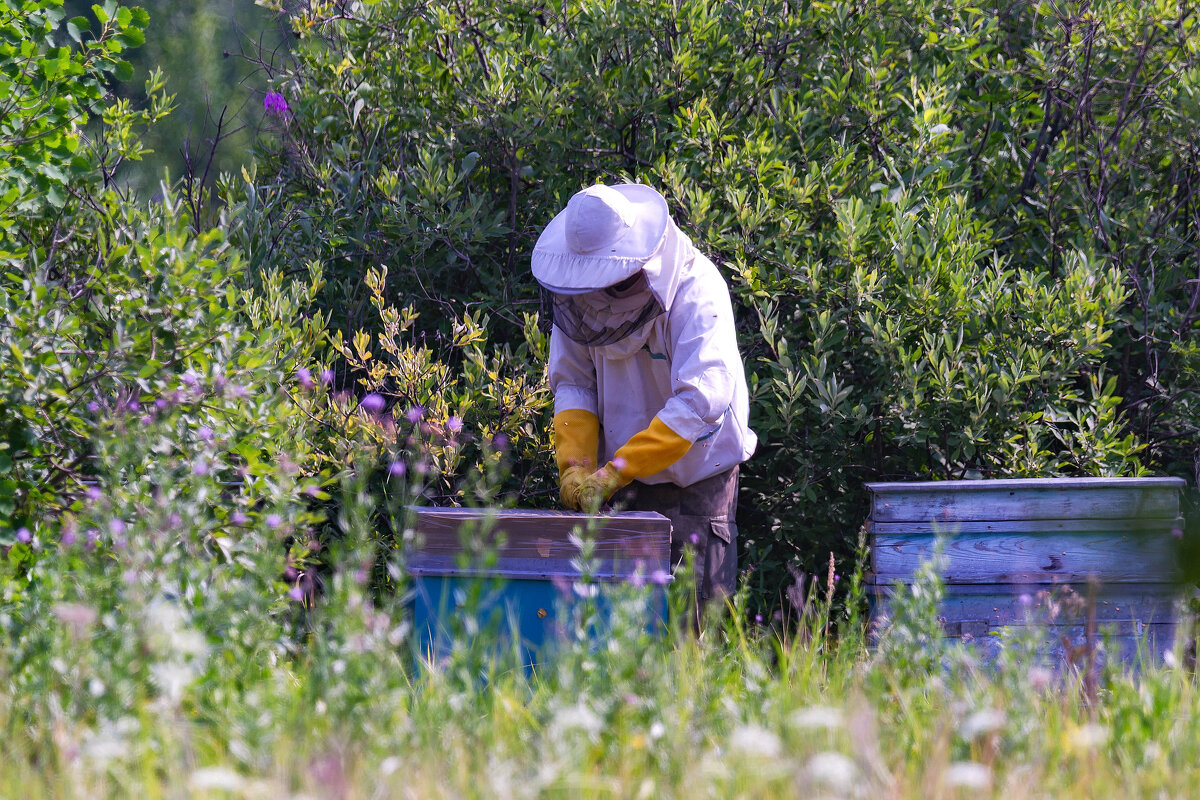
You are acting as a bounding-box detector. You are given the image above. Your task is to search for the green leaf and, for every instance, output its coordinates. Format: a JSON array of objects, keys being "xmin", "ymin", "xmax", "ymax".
[
  {"xmin": 118, "ymin": 27, "xmax": 143, "ymax": 47},
  {"xmin": 91, "ymin": 3, "xmax": 108, "ymax": 24},
  {"xmin": 66, "ymin": 16, "xmax": 89, "ymax": 41},
  {"xmin": 112, "ymin": 59, "xmax": 132, "ymax": 81}
]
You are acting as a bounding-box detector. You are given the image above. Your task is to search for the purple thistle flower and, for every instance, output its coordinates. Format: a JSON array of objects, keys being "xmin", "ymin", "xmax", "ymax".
[
  {"xmin": 213, "ymin": 374, "xmax": 227, "ymax": 394},
  {"xmin": 155, "ymin": 397, "xmax": 169, "ymax": 411},
  {"xmin": 296, "ymin": 368, "xmax": 314, "ymax": 390},
  {"xmin": 229, "ymin": 384, "xmax": 249, "ymax": 399},
  {"xmin": 689, "ymin": 532, "xmax": 700, "ymax": 545},
  {"xmin": 321, "ymin": 368, "xmax": 335, "ymax": 385},
  {"xmin": 387, "ymin": 460, "xmax": 406, "ymax": 478},
  {"xmin": 360, "ymin": 393, "xmax": 386, "ymax": 415},
  {"xmin": 86, "ymin": 486, "xmax": 102, "ymax": 502},
  {"xmin": 446, "ymin": 416, "xmax": 463, "ymax": 434},
  {"xmin": 755, "ymin": 614, "xmax": 763, "ymax": 623},
  {"xmin": 61, "ymin": 529, "xmax": 77, "ymax": 547},
  {"xmin": 85, "ymin": 529, "xmax": 99, "ymax": 550},
  {"xmin": 181, "ymin": 371, "xmax": 200, "ymax": 388},
  {"xmin": 264, "ymin": 91, "xmax": 289, "ymax": 116},
  {"xmin": 493, "ymin": 434, "xmax": 509, "ymax": 450},
  {"xmin": 126, "ymin": 400, "xmax": 139, "ymax": 412},
  {"xmin": 16, "ymin": 527, "xmax": 31, "ymax": 544},
  {"xmin": 304, "ymin": 484, "xmax": 321, "ymax": 497},
  {"xmin": 405, "ymin": 405, "xmax": 424, "ymax": 423},
  {"xmin": 192, "ymin": 460, "xmax": 209, "ymax": 477},
  {"xmin": 167, "ymin": 513, "xmax": 182, "ymax": 529},
  {"xmin": 265, "ymin": 513, "xmax": 283, "ymax": 529},
  {"xmin": 109, "ymin": 519, "xmax": 126, "ymax": 536},
  {"xmin": 231, "ymin": 510, "xmax": 249, "ymax": 526},
  {"xmin": 649, "ymin": 569, "xmax": 671, "ymax": 586},
  {"xmin": 123, "ymin": 570, "xmax": 138, "ymax": 585},
  {"xmin": 198, "ymin": 425, "xmax": 214, "ymax": 443},
  {"xmin": 288, "ymin": 585, "xmax": 304, "ymax": 602},
  {"xmin": 86, "ymin": 401, "xmax": 101, "ymax": 413},
  {"xmin": 140, "ymin": 414, "xmax": 155, "ymax": 426}
]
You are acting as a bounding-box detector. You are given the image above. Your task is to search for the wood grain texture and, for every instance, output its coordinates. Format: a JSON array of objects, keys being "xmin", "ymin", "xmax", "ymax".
[
  {"xmin": 870, "ymin": 530, "xmax": 1180, "ymax": 584},
  {"xmin": 869, "ymin": 581, "xmax": 1182, "ymax": 630},
  {"xmin": 410, "ymin": 507, "xmax": 672, "ymax": 577},
  {"xmin": 867, "ymin": 477, "xmax": 1184, "ymax": 522},
  {"xmin": 870, "ymin": 517, "xmax": 1184, "ymax": 536}
]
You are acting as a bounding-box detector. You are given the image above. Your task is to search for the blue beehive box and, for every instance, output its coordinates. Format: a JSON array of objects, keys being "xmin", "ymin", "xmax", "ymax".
[
  {"xmin": 408, "ymin": 508, "xmax": 673, "ymax": 665},
  {"xmin": 865, "ymin": 477, "xmax": 1187, "ymax": 663}
]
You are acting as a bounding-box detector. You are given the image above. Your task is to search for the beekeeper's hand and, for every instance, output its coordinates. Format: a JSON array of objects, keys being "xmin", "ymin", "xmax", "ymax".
[
  {"xmin": 553, "ymin": 409, "xmax": 599, "ymax": 511},
  {"xmin": 578, "ymin": 417, "xmax": 693, "ymax": 512},
  {"xmin": 576, "ymin": 464, "xmax": 625, "ymax": 513},
  {"xmin": 559, "ymin": 465, "xmax": 590, "ymax": 511}
]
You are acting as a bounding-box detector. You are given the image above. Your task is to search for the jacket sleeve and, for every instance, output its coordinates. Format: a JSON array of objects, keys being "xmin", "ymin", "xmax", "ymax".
[
  {"xmin": 548, "ymin": 325, "xmax": 598, "ymax": 416},
  {"xmin": 655, "ymin": 267, "xmax": 738, "ymax": 443}
]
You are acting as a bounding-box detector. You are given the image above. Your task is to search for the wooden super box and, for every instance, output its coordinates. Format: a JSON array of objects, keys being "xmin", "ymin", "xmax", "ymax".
[
  {"xmin": 865, "ymin": 477, "xmax": 1187, "ymax": 663},
  {"xmin": 408, "ymin": 508, "xmax": 673, "ymax": 664}
]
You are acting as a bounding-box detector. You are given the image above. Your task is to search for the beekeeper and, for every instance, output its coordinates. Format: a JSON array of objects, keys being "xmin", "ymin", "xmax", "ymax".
[{"xmin": 532, "ymin": 183, "xmax": 757, "ymax": 602}]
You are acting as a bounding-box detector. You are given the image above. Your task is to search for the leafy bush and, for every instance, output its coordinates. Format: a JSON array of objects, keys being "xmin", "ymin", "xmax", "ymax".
[
  {"xmin": 241, "ymin": 0, "xmax": 1196, "ymax": 609},
  {"xmin": 0, "ymin": 0, "xmax": 328, "ymax": 612}
]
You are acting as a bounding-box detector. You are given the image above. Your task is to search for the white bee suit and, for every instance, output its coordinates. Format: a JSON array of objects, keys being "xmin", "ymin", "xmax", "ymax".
[{"xmin": 543, "ymin": 192, "xmax": 757, "ymax": 488}]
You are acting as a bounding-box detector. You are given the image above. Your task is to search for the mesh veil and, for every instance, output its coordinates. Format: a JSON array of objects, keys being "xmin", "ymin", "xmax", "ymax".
[{"xmin": 550, "ymin": 272, "xmax": 664, "ymax": 347}]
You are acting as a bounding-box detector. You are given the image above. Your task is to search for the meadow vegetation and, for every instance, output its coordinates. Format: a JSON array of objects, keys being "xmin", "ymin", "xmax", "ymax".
[{"xmin": 1, "ymin": 0, "xmax": 1199, "ymax": 796}]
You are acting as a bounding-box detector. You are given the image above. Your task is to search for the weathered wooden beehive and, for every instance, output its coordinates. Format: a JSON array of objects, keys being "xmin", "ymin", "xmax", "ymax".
[
  {"xmin": 866, "ymin": 477, "xmax": 1187, "ymax": 662},
  {"xmin": 408, "ymin": 508, "xmax": 672, "ymax": 664}
]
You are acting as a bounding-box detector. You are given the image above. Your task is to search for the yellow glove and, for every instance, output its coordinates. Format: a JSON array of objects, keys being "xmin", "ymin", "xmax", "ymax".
[
  {"xmin": 559, "ymin": 465, "xmax": 590, "ymax": 511},
  {"xmin": 553, "ymin": 409, "xmax": 599, "ymax": 510},
  {"xmin": 578, "ymin": 416, "xmax": 693, "ymax": 512},
  {"xmin": 577, "ymin": 464, "xmax": 625, "ymax": 513}
]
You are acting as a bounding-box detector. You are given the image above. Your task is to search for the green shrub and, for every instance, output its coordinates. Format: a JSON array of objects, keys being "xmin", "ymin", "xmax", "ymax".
[
  {"xmin": 239, "ymin": 0, "xmax": 1197, "ymax": 610},
  {"xmin": 0, "ymin": 1, "xmax": 328, "ymax": 609}
]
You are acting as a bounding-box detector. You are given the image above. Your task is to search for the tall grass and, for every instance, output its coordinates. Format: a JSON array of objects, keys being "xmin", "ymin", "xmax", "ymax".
[{"xmin": 2, "ymin": 429, "xmax": 1198, "ymax": 799}]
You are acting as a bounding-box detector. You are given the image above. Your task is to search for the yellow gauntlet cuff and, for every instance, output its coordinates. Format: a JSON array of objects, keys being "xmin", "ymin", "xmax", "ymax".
[
  {"xmin": 611, "ymin": 416, "xmax": 693, "ymax": 482},
  {"xmin": 553, "ymin": 409, "xmax": 599, "ymax": 474},
  {"xmin": 554, "ymin": 409, "xmax": 599, "ymax": 510}
]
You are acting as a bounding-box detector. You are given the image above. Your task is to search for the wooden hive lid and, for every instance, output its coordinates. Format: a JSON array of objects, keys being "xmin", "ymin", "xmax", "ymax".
[
  {"xmin": 408, "ymin": 507, "xmax": 672, "ymax": 580},
  {"xmin": 865, "ymin": 477, "xmax": 1185, "ymax": 523}
]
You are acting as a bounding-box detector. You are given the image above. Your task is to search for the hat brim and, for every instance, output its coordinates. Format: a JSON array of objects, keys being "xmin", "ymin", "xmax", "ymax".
[{"xmin": 531, "ymin": 184, "xmax": 669, "ymax": 293}]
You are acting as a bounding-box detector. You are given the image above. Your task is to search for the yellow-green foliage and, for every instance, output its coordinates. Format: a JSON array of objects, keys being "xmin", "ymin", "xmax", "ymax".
[{"xmin": 237, "ymin": 0, "xmax": 1199, "ymax": 604}]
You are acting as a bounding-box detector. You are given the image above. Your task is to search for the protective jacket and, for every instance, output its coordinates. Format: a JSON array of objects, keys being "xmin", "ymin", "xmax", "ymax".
[{"xmin": 546, "ymin": 209, "xmax": 756, "ymax": 488}]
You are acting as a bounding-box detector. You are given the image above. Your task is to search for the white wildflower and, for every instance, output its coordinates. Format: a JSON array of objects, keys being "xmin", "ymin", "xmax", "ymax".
[
  {"xmin": 944, "ymin": 761, "xmax": 991, "ymax": 790},
  {"xmin": 1070, "ymin": 723, "xmax": 1108, "ymax": 750},
  {"xmin": 959, "ymin": 708, "xmax": 1005, "ymax": 740},
  {"xmin": 81, "ymin": 718, "xmax": 138, "ymax": 765},
  {"xmin": 1027, "ymin": 666, "xmax": 1053, "ymax": 690},
  {"xmin": 789, "ymin": 705, "xmax": 844, "ymax": 731},
  {"xmin": 805, "ymin": 751, "xmax": 858, "ymax": 793},
  {"xmin": 188, "ymin": 767, "xmax": 245, "ymax": 791},
  {"xmin": 649, "ymin": 721, "xmax": 666, "ymax": 741},
  {"xmin": 150, "ymin": 661, "xmax": 197, "ymax": 704},
  {"xmin": 549, "ymin": 702, "xmax": 602, "ymax": 740},
  {"xmin": 379, "ymin": 756, "xmax": 402, "ymax": 776},
  {"xmin": 729, "ymin": 724, "xmax": 782, "ymax": 759}
]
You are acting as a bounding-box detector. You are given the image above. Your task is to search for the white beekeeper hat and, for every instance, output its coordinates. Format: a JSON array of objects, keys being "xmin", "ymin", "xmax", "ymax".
[{"xmin": 531, "ymin": 183, "xmax": 670, "ymax": 294}]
